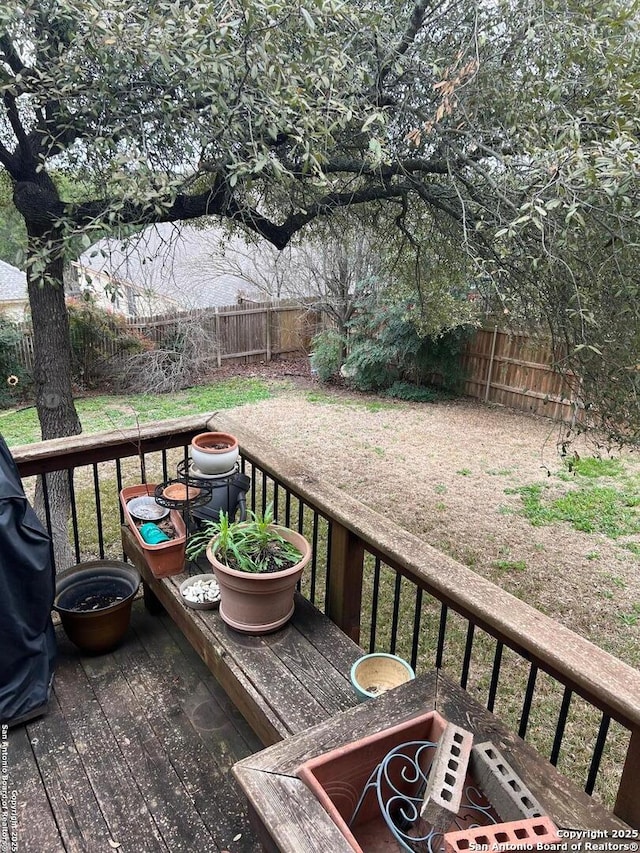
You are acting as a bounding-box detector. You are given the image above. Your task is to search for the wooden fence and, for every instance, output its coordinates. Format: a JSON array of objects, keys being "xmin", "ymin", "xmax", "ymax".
[
  {"xmin": 10, "ymin": 307, "xmax": 581, "ymax": 423},
  {"xmin": 11, "ymin": 299, "xmax": 323, "ymax": 373},
  {"xmin": 461, "ymin": 326, "xmax": 580, "ymax": 422},
  {"xmin": 128, "ymin": 299, "xmax": 322, "ymax": 365}
]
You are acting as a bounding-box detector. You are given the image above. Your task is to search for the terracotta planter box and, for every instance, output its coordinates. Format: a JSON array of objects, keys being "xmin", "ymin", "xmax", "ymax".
[
  {"xmin": 298, "ymin": 711, "xmax": 560, "ymax": 852},
  {"xmin": 298, "ymin": 710, "xmax": 448, "ymax": 851},
  {"xmin": 120, "ymin": 484, "xmax": 186, "ymax": 578}
]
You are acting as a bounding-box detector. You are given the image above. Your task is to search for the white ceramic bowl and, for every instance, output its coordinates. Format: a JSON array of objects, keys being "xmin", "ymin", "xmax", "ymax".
[
  {"xmin": 190, "ymin": 432, "xmax": 239, "ymax": 475},
  {"xmin": 126, "ymin": 496, "xmax": 169, "ymax": 521}
]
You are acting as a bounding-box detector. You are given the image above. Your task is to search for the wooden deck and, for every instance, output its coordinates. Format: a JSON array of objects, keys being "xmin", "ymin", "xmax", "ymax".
[{"xmin": 6, "ymin": 600, "xmax": 264, "ymax": 853}]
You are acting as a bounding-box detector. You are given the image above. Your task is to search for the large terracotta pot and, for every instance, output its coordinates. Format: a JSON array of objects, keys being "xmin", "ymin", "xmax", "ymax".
[{"xmin": 205, "ymin": 526, "xmax": 311, "ymax": 634}]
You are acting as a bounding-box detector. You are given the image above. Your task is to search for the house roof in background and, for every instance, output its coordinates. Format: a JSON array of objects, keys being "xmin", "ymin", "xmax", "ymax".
[
  {"xmin": 0, "ymin": 259, "xmax": 27, "ymax": 302},
  {"xmin": 79, "ymin": 223, "xmax": 266, "ymax": 309}
]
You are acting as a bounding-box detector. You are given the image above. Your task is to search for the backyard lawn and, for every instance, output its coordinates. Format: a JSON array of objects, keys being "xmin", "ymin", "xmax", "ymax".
[{"xmin": 0, "ymin": 377, "xmax": 272, "ymax": 446}]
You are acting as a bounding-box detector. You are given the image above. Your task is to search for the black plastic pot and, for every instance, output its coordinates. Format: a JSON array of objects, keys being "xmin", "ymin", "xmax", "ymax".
[{"xmin": 53, "ymin": 560, "xmax": 140, "ymax": 654}]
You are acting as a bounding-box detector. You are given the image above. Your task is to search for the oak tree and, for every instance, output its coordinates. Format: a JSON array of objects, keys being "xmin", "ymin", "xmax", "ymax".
[{"xmin": 1, "ymin": 0, "xmax": 638, "ymax": 444}]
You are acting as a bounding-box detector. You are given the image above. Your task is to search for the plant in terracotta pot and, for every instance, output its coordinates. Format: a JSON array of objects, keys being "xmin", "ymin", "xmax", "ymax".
[
  {"xmin": 186, "ymin": 504, "xmax": 311, "ymax": 634},
  {"xmin": 190, "ymin": 431, "xmax": 239, "ymax": 475}
]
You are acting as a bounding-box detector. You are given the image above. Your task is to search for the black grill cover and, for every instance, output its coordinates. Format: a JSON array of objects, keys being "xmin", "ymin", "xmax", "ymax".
[{"xmin": 0, "ymin": 435, "xmax": 56, "ymax": 725}]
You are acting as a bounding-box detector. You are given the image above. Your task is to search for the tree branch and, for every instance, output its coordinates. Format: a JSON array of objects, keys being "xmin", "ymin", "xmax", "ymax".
[
  {"xmin": 3, "ymin": 91, "xmax": 32, "ymax": 160},
  {"xmin": 29, "ymin": 103, "xmax": 82, "ymax": 162},
  {"xmin": 322, "ymin": 157, "xmax": 450, "ymax": 178},
  {"xmin": 0, "ymin": 138, "xmax": 16, "ymax": 172},
  {"xmin": 376, "ymin": 0, "xmax": 449, "ymax": 100},
  {"xmin": 0, "ymin": 34, "xmax": 27, "ymax": 75}
]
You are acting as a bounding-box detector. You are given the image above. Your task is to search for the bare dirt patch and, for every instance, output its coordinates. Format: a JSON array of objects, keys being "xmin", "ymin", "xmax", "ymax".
[{"xmin": 223, "ymin": 363, "xmax": 639, "ymax": 668}]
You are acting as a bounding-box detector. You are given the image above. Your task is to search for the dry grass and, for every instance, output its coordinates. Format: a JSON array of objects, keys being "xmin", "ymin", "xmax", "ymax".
[
  {"xmin": 229, "ymin": 382, "xmax": 639, "ymax": 808},
  {"xmin": 237, "ymin": 385, "xmax": 639, "ymax": 667}
]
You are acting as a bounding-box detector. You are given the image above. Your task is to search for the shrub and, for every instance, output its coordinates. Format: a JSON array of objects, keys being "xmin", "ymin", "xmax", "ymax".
[
  {"xmin": 341, "ymin": 287, "xmax": 474, "ymax": 394},
  {"xmin": 342, "ymin": 338, "xmax": 400, "ymax": 390},
  {"xmin": 67, "ymin": 297, "xmax": 152, "ymax": 388},
  {"xmin": 412, "ymin": 325, "xmax": 474, "ymax": 393},
  {"xmin": 310, "ymin": 329, "xmax": 345, "ymax": 382},
  {"xmin": 0, "ymin": 316, "xmax": 30, "ymax": 408},
  {"xmin": 122, "ymin": 311, "xmax": 219, "ymax": 393},
  {"xmin": 383, "ymin": 381, "xmax": 439, "ymax": 402}
]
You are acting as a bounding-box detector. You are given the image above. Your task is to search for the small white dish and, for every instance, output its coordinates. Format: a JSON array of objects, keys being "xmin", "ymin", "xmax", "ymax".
[
  {"xmin": 179, "ymin": 574, "xmax": 221, "ymax": 609},
  {"xmin": 126, "ymin": 496, "xmax": 169, "ymax": 521},
  {"xmin": 189, "ymin": 462, "xmax": 237, "ymax": 480}
]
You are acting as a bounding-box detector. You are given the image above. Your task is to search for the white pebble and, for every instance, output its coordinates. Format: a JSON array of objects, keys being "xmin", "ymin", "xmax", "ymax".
[{"xmin": 183, "ymin": 577, "xmax": 220, "ymax": 603}]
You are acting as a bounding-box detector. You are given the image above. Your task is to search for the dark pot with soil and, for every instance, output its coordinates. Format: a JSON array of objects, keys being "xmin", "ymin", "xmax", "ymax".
[{"xmin": 53, "ymin": 560, "xmax": 140, "ymax": 654}]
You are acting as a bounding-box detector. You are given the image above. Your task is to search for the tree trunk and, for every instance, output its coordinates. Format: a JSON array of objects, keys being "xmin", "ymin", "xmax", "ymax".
[
  {"xmin": 26, "ymin": 234, "xmax": 81, "ymax": 441},
  {"xmin": 26, "ymin": 228, "xmax": 81, "ymax": 572}
]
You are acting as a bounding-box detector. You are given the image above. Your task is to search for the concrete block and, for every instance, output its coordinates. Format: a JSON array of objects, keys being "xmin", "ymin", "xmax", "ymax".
[
  {"xmin": 420, "ymin": 722, "xmax": 473, "ymax": 833},
  {"xmin": 470, "ymin": 741, "xmax": 545, "ymax": 821}
]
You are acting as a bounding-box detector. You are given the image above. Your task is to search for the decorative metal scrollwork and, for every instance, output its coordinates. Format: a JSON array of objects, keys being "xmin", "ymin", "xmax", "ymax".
[{"xmin": 348, "ymin": 739, "xmax": 498, "ymax": 853}]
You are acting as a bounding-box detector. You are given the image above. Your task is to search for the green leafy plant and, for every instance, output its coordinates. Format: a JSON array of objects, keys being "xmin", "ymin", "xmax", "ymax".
[
  {"xmin": 515, "ymin": 483, "xmax": 640, "ymax": 538},
  {"xmin": 341, "ymin": 286, "xmax": 474, "ymax": 394},
  {"xmin": 67, "ymin": 296, "xmax": 152, "ymax": 388},
  {"xmin": 310, "ymin": 330, "xmax": 346, "ymax": 382},
  {"xmin": 617, "ymin": 606, "xmax": 640, "ymax": 628},
  {"xmin": 493, "ymin": 559, "xmax": 527, "ymax": 572},
  {"xmin": 564, "ymin": 456, "xmax": 625, "ymax": 478},
  {"xmin": 186, "ymin": 504, "xmax": 302, "ymax": 573},
  {"xmin": 0, "ymin": 316, "xmax": 30, "ymax": 408},
  {"xmin": 383, "ymin": 381, "xmax": 439, "ymax": 402}
]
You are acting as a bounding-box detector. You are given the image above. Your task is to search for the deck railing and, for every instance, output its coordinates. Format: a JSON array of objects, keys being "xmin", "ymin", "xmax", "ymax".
[{"xmin": 11, "ymin": 413, "xmax": 640, "ymax": 829}]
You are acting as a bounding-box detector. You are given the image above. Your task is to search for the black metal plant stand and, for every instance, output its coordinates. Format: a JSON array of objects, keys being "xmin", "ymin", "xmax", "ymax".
[
  {"xmin": 153, "ymin": 459, "xmax": 251, "ymax": 576},
  {"xmin": 174, "ymin": 459, "xmax": 250, "ymax": 527}
]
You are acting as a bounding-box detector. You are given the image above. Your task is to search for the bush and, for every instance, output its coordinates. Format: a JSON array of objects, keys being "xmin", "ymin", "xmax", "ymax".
[
  {"xmin": 341, "ymin": 287, "xmax": 474, "ymax": 394},
  {"xmin": 0, "ymin": 316, "xmax": 30, "ymax": 408},
  {"xmin": 383, "ymin": 382, "xmax": 439, "ymax": 402},
  {"xmin": 342, "ymin": 338, "xmax": 400, "ymax": 390},
  {"xmin": 122, "ymin": 312, "xmax": 219, "ymax": 393},
  {"xmin": 67, "ymin": 297, "xmax": 152, "ymax": 388},
  {"xmin": 411, "ymin": 326, "xmax": 475, "ymax": 393},
  {"xmin": 310, "ymin": 330, "xmax": 345, "ymax": 382}
]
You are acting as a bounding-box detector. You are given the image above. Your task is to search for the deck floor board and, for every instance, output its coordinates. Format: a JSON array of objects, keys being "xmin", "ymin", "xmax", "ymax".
[{"xmin": 6, "ymin": 600, "xmax": 261, "ymax": 853}]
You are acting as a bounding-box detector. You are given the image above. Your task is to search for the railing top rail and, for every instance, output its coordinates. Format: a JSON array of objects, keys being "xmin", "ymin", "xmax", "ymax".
[
  {"xmin": 210, "ymin": 412, "xmax": 640, "ymax": 732},
  {"xmin": 11, "ymin": 414, "xmax": 213, "ymax": 477}
]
